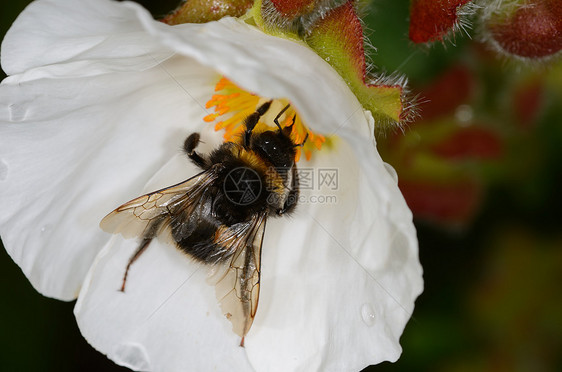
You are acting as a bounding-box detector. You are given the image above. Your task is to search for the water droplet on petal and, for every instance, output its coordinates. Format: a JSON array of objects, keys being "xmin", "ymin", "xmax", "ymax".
[
  {"xmin": 0, "ymin": 159, "xmax": 8, "ymax": 181},
  {"xmin": 361, "ymin": 303, "xmax": 376, "ymax": 326},
  {"xmin": 40, "ymin": 224, "xmax": 52, "ymax": 235},
  {"xmin": 9, "ymin": 104, "xmax": 29, "ymax": 122},
  {"xmin": 113, "ymin": 343, "xmax": 151, "ymax": 371}
]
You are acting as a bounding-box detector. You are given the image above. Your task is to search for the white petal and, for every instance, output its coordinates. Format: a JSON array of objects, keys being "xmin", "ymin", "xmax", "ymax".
[
  {"xmin": 76, "ymin": 237, "xmax": 252, "ymax": 372},
  {"xmin": 243, "ymin": 137, "xmax": 422, "ymax": 372},
  {"xmin": 0, "ymin": 55, "xmax": 217, "ymax": 299},
  {"xmin": 126, "ymin": 4, "xmax": 366, "ymax": 138},
  {"xmin": 1, "ymin": 0, "xmax": 172, "ymax": 78}
]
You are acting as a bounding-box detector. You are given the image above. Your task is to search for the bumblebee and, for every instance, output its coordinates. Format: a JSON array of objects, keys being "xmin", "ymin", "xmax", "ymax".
[{"xmin": 100, "ymin": 101, "xmax": 305, "ymax": 345}]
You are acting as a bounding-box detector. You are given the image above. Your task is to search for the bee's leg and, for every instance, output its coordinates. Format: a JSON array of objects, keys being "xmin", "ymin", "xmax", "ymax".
[
  {"xmin": 120, "ymin": 237, "xmax": 152, "ymax": 292},
  {"xmin": 184, "ymin": 133, "xmax": 210, "ymax": 169},
  {"xmin": 243, "ymin": 100, "xmax": 272, "ymax": 146},
  {"xmin": 277, "ymin": 188, "xmax": 298, "ymax": 215},
  {"xmin": 277, "ymin": 167, "xmax": 299, "ymax": 215}
]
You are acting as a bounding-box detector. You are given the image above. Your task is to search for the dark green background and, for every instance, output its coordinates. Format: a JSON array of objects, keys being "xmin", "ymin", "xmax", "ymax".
[{"xmin": 1, "ymin": 1, "xmax": 561, "ymax": 371}]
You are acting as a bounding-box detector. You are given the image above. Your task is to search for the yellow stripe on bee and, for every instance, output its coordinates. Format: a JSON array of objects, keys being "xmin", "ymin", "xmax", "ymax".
[{"xmin": 230, "ymin": 145, "xmax": 285, "ymax": 194}]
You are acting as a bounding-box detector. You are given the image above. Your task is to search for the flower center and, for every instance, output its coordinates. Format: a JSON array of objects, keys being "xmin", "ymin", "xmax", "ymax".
[{"xmin": 204, "ymin": 76, "xmax": 329, "ymax": 161}]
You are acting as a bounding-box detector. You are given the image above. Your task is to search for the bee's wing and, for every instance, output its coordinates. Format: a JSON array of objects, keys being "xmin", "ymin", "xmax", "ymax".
[
  {"xmin": 209, "ymin": 212, "xmax": 267, "ymax": 338},
  {"xmin": 100, "ymin": 169, "xmax": 219, "ymax": 239}
]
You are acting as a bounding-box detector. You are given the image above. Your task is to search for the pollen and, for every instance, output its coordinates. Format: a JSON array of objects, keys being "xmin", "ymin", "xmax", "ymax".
[{"xmin": 204, "ymin": 76, "xmax": 330, "ymax": 161}]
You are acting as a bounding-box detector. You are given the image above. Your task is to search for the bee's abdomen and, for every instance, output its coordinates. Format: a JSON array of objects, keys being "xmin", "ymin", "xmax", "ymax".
[{"xmin": 172, "ymin": 217, "xmax": 224, "ymax": 263}]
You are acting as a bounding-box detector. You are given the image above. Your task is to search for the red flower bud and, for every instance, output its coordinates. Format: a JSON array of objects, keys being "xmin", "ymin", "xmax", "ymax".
[
  {"xmin": 270, "ymin": 0, "xmax": 318, "ymax": 18},
  {"xmin": 409, "ymin": 0, "xmax": 472, "ymax": 43},
  {"xmin": 486, "ymin": 0, "xmax": 562, "ymax": 60}
]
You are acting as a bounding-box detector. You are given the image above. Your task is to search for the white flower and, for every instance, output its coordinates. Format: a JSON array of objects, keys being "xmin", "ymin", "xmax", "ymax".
[{"xmin": 0, "ymin": 0, "xmax": 423, "ymax": 371}]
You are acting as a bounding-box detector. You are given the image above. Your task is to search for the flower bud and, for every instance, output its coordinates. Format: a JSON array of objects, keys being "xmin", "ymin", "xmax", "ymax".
[{"xmin": 483, "ymin": 0, "xmax": 562, "ymax": 60}]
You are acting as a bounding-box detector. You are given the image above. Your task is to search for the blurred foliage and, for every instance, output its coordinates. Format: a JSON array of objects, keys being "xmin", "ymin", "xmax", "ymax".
[{"xmin": 1, "ymin": 0, "xmax": 561, "ymax": 371}]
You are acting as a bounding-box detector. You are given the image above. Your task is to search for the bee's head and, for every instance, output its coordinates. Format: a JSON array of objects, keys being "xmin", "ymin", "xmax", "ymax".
[{"xmin": 250, "ymin": 129, "xmax": 297, "ymax": 170}]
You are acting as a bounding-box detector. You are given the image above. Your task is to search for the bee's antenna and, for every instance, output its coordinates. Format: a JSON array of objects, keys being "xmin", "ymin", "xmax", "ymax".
[
  {"xmin": 256, "ymin": 100, "xmax": 273, "ymax": 116},
  {"xmin": 274, "ymin": 104, "xmax": 291, "ymax": 131},
  {"xmin": 244, "ymin": 100, "xmax": 273, "ymax": 147}
]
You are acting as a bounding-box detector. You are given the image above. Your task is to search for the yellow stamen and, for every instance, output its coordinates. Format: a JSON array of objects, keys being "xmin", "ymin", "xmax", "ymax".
[{"xmin": 204, "ymin": 76, "xmax": 331, "ymax": 161}]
